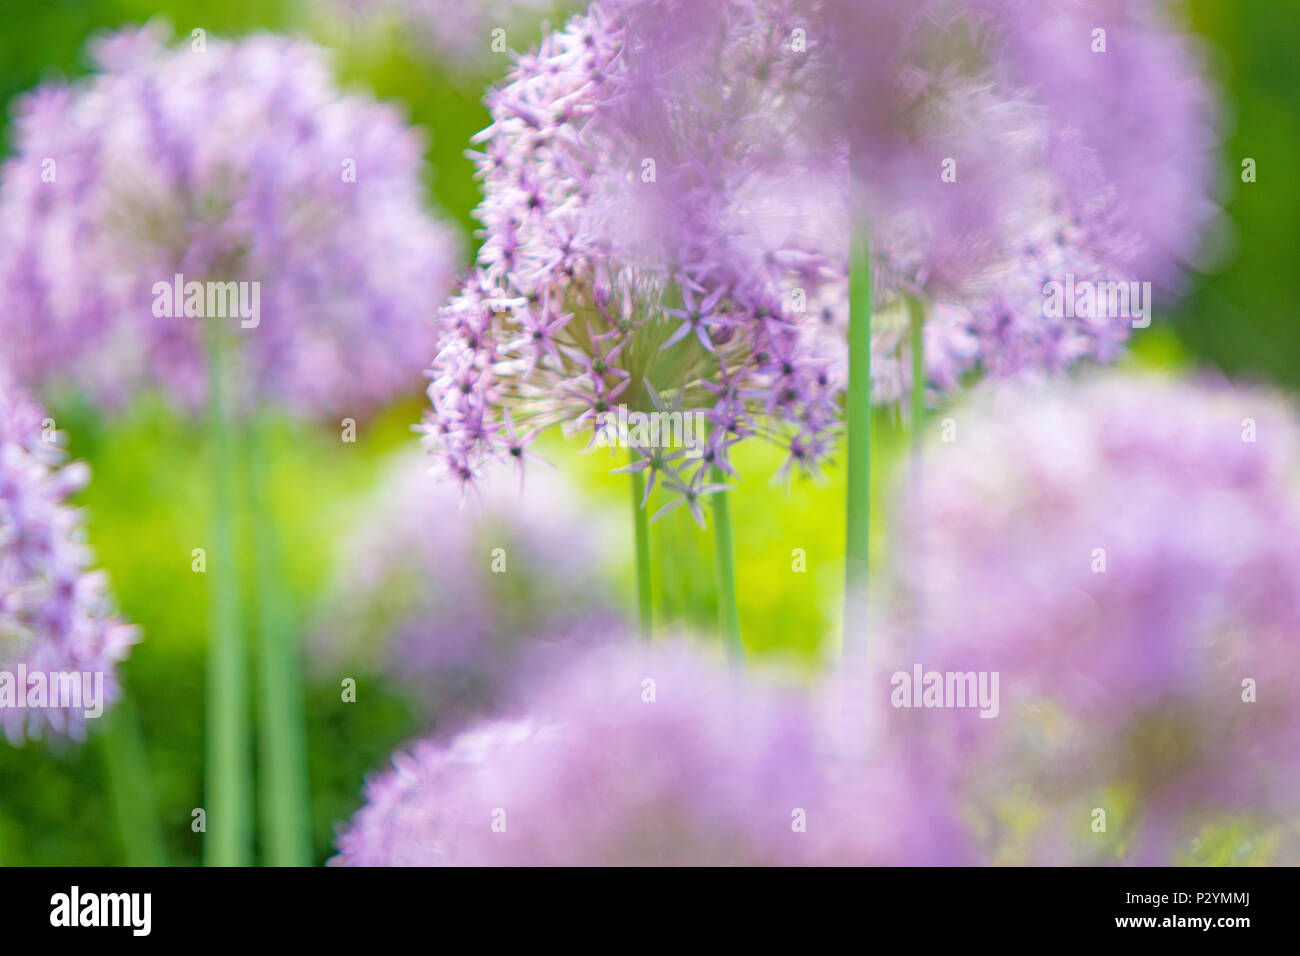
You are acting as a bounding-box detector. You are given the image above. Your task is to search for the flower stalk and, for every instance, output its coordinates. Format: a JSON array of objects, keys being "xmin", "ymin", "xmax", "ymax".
[
  {"xmin": 909, "ymin": 296, "xmax": 926, "ymax": 453},
  {"xmin": 630, "ymin": 454, "xmax": 653, "ymax": 641},
  {"xmin": 203, "ymin": 328, "xmax": 252, "ymax": 867},
  {"xmin": 99, "ymin": 695, "xmax": 167, "ymax": 866},
  {"xmin": 844, "ymin": 228, "xmax": 872, "ymax": 655},
  {"xmin": 710, "ymin": 467, "xmax": 742, "ymax": 664},
  {"xmin": 249, "ymin": 418, "xmax": 313, "ymax": 866}
]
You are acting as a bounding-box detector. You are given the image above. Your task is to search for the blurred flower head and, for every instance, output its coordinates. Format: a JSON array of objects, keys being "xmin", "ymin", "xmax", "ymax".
[
  {"xmin": 420, "ymin": 0, "xmax": 847, "ymax": 514},
  {"xmin": 0, "ymin": 22, "xmax": 460, "ymax": 418},
  {"xmin": 819, "ymin": 0, "xmax": 1219, "ymax": 398},
  {"xmin": 969, "ymin": 0, "xmax": 1221, "ymax": 289},
  {"xmin": 333, "ymin": 639, "xmax": 974, "ymax": 865},
  {"xmin": 424, "ymin": 0, "xmax": 1219, "ymax": 501},
  {"xmin": 0, "ymin": 389, "xmax": 138, "ymax": 742},
  {"xmin": 311, "ymin": 450, "xmax": 623, "ymax": 733},
  {"xmin": 885, "ymin": 373, "xmax": 1300, "ymax": 863}
]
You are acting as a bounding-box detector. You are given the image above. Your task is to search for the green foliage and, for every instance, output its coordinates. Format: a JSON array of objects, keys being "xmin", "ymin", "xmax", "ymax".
[{"xmin": 1175, "ymin": 0, "xmax": 1300, "ymax": 389}]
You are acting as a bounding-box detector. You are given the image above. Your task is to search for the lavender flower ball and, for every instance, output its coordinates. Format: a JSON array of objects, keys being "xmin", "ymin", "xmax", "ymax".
[
  {"xmin": 421, "ymin": 0, "xmax": 847, "ymax": 506},
  {"xmin": 973, "ymin": 0, "xmax": 1221, "ymax": 290},
  {"xmin": 333, "ymin": 641, "xmax": 973, "ymax": 865},
  {"xmin": 438, "ymin": 0, "xmax": 1220, "ymax": 487},
  {"xmin": 888, "ymin": 374, "xmax": 1300, "ymax": 863},
  {"xmin": 0, "ymin": 23, "xmax": 459, "ymax": 418},
  {"xmin": 311, "ymin": 451, "xmax": 622, "ymax": 733},
  {"xmin": 0, "ymin": 389, "xmax": 138, "ymax": 742},
  {"xmin": 581, "ymin": 0, "xmax": 1217, "ymax": 406}
]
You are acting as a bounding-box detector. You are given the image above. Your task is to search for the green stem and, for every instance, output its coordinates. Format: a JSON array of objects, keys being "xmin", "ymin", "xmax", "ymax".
[
  {"xmin": 906, "ymin": 298, "xmax": 928, "ymax": 652},
  {"xmin": 630, "ymin": 456, "xmax": 653, "ymax": 640},
  {"xmin": 657, "ymin": 509, "xmax": 678, "ymax": 624},
  {"xmin": 203, "ymin": 329, "xmax": 252, "ymax": 867},
  {"xmin": 710, "ymin": 467, "xmax": 742, "ymax": 664},
  {"xmin": 909, "ymin": 295, "xmax": 926, "ymax": 453},
  {"xmin": 99, "ymin": 694, "xmax": 167, "ymax": 866},
  {"xmin": 250, "ymin": 419, "xmax": 313, "ymax": 866},
  {"xmin": 844, "ymin": 227, "xmax": 872, "ymax": 654}
]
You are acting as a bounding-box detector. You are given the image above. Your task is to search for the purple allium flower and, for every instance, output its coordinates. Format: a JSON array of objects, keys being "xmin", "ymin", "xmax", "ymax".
[
  {"xmin": 332, "ymin": 640, "xmax": 974, "ymax": 865},
  {"xmin": 885, "ymin": 373, "xmax": 1300, "ymax": 863},
  {"xmin": 419, "ymin": 1, "xmax": 847, "ymax": 508},
  {"xmin": 533, "ymin": 1, "xmax": 1218, "ymax": 408},
  {"xmin": 814, "ymin": 663, "xmax": 983, "ymax": 866},
  {"xmin": 822, "ymin": 0, "xmax": 1218, "ymax": 398},
  {"xmin": 426, "ymin": 0, "xmax": 1219, "ymax": 492},
  {"xmin": 970, "ymin": 0, "xmax": 1221, "ymax": 291},
  {"xmin": 0, "ymin": 23, "xmax": 459, "ymax": 418},
  {"xmin": 311, "ymin": 451, "xmax": 623, "ymax": 733},
  {"xmin": 0, "ymin": 388, "xmax": 138, "ymax": 743}
]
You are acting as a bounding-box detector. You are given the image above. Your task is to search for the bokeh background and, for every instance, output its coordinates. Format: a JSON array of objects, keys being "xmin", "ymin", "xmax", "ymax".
[{"xmin": 0, "ymin": 0, "xmax": 1295, "ymax": 865}]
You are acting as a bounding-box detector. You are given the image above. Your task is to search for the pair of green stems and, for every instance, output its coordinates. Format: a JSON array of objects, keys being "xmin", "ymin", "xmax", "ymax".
[
  {"xmin": 97, "ymin": 329, "xmax": 312, "ymax": 867},
  {"xmin": 629, "ymin": 238, "xmax": 924, "ymax": 660},
  {"xmin": 629, "ymin": 462, "xmax": 742, "ymax": 662},
  {"xmin": 203, "ymin": 331, "xmax": 312, "ymax": 866}
]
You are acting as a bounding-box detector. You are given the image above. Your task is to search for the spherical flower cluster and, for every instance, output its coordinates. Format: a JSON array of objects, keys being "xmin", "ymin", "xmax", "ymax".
[
  {"xmin": 793, "ymin": 0, "xmax": 1217, "ymax": 399},
  {"xmin": 0, "ymin": 23, "xmax": 460, "ymax": 418},
  {"xmin": 424, "ymin": 0, "xmax": 1218, "ymax": 497},
  {"xmin": 311, "ymin": 451, "xmax": 622, "ymax": 733},
  {"xmin": 420, "ymin": 0, "xmax": 848, "ymax": 512},
  {"xmin": 971, "ymin": 0, "xmax": 1220, "ymax": 290},
  {"xmin": 332, "ymin": 640, "xmax": 973, "ymax": 865},
  {"xmin": 0, "ymin": 389, "xmax": 138, "ymax": 743},
  {"xmin": 886, "ymin": 374, "xmax": 1300, "ymax": 863},
  {"xmin": 893, "ymin": 0, "xmax": 1218, "ymax": 389}
]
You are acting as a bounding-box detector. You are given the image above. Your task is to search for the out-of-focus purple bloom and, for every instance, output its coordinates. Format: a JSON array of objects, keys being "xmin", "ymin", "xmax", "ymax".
[
  {"xmin": 885, "ymin": 373, "xmax": 1300, "ymax": 863},
  {"xmin": 814, "ymin": 663, "xmax": 983, "ymax": 866},
  {"xmin": 0, "ymin": 23, "xmax": 459, "ymax": 418},
  {"xmin": 834, "ymin": 0, "xmax": 1217, "ymax": 397},
  {"xmin": 311, "ymin": 451, "xmax": 622, "ymax": 733},
  {"xmin": 332, "ymin": 640, "xmax": 975, "ymax": 865},
  {"xmin": 547, "ymin": 0, "xmax": 1218, "ymax": 408},
  {"xmin": 0, "ymin": 389, "xmax": 138, "ymax": 743},
  {"xmin": 420, "ymin": 1, "xmax": 847, "ymax": 510},
  {"xmin": 969, "ymin": 0, "xmax": 1221, "ymax": 291}
]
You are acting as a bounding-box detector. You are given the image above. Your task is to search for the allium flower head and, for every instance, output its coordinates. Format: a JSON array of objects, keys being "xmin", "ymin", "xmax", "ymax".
[
  {"xmin": 0, "ymin": 389, "xmax": 138, "ymax": 742},
  {"xmin": 420, "ymin": 0, "xmax": 847, "ymax": 510},
  {"xmin": 815, "ymin": 0, "xmax": 1216, "ymax": 398},
  {"xmin": 970, "ymin": 0, "xmax": 1221, "ymax": 289},
  {"xmin": 333, "ymin": 640, "xmax": 973, "ymax": 865},
  {"xmin": 0, "ymin": 23, "xmax": 459, "ymax": 417},
  {"xmin": 887, "ymin": 374, "xmax": 1300, "ymax": 863},
  {"xmin": 426, "ymin": 0, "xmax": 1219, "ymax": 490},
  {"xmin": 311, "ymin": 451, "xmax": 622, "ymax": 733}
]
